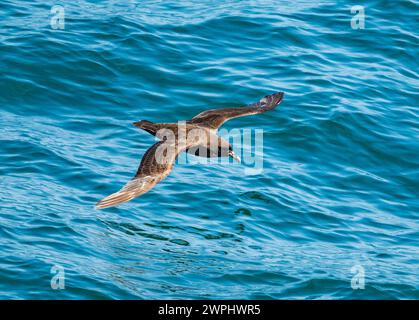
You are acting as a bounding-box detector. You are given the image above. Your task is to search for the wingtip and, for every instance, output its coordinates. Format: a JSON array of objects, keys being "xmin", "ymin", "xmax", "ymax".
[
  {"xmin": 95, "ymin": 199, "xmax": 118, "ymax": 210},
  {"xmin": 95, "ymin": 198, "xmax": 115, "ymax": 210},
  {"xmin": 94, "ymin": 202, "xmax": 105, "ymax": 210}
]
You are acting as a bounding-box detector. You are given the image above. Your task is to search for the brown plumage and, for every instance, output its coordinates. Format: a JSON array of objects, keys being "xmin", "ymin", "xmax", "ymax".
[{"xmin": 95, "ymin": 92, "xmax": 284, "ymax": 209}]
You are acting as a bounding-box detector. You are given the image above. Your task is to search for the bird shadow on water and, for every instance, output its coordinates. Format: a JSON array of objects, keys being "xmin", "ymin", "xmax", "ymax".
[{"xmin": 98, "ymin": 215, "xmax": 242, "ymax": 246}]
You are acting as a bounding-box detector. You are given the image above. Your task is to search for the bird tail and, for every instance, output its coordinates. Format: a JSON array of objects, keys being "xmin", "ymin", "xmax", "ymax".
[{"xmin": 133, "ymin": 120, "xmax": 158, "ymax": 136}]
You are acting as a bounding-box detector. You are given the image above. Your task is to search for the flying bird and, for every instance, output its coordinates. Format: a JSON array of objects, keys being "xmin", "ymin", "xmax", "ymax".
[{"xmin": 96, "ymin": 92, "xmax": 284, "ymax": 209}]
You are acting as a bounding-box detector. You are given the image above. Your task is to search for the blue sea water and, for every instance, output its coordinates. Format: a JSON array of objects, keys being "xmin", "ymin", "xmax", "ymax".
[{"xmin": 0, "ymin": 0, "xmax": 418, "ymax": 299}]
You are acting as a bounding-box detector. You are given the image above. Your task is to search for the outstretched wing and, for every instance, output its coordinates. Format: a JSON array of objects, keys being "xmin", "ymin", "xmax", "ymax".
[
  {"xmin": 96, "ymin": 141, "xmax": 178, "ymax": 209},
  {"xmin": 189, "ymin": 92, "xmax": 284, "ymax": 129}
]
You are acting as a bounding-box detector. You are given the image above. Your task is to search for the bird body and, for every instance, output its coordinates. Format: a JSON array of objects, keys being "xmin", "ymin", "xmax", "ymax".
[{"xmin": 96, "ymin": 92, "xmax": 284, "ymax": 209}]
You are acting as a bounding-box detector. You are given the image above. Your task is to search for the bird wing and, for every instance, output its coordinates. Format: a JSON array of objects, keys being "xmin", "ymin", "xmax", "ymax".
[
  {"xmin": 96, "ymin": 141, "xmax": 180, "ymax": 209},
  {"xmin": 189, "ymin": 92, "xmax": 284, "ymax": 129}
]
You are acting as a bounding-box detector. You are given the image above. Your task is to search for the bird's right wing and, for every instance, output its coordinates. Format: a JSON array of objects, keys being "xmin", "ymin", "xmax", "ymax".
[
  {"xmin": 189, "ymin": 92, "xmax": 284, "ymax": 129},
  {"xmin": 96, "ymin": 141, "xmax": 179, "ymax": 209}
]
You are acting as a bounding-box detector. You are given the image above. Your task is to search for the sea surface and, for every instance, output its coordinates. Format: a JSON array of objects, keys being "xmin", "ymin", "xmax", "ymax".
[{"xmin": 0, "ymin": 0, "xmax": 418, "ymax": 299}]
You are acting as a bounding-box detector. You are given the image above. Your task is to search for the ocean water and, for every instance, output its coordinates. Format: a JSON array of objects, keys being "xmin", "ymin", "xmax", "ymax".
[{"xmin": 0, "ymin": 0, "xmax": 418, "ymax": 299}]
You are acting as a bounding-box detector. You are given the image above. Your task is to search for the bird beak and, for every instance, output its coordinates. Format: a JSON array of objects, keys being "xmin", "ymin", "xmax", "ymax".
[{"xmin": 229, "ymin": 151, "xmax": 241, "ymax": 163}]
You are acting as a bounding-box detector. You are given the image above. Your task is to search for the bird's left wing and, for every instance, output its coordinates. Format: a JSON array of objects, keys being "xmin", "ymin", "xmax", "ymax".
[{"xmin": 96, "ymin": 141, "xmax": 179, "ymax": 209}]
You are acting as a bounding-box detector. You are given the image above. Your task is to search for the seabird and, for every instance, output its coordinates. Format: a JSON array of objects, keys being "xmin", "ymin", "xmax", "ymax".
[{"xmin": 96, "ymin": 92, "xmax": 284, "ymax": 209}]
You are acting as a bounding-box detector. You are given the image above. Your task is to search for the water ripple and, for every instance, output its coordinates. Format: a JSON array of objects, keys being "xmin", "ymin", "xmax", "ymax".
[{"xmin": 0, "ymin": 0, "xmax": 418, "ymax": 299}]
